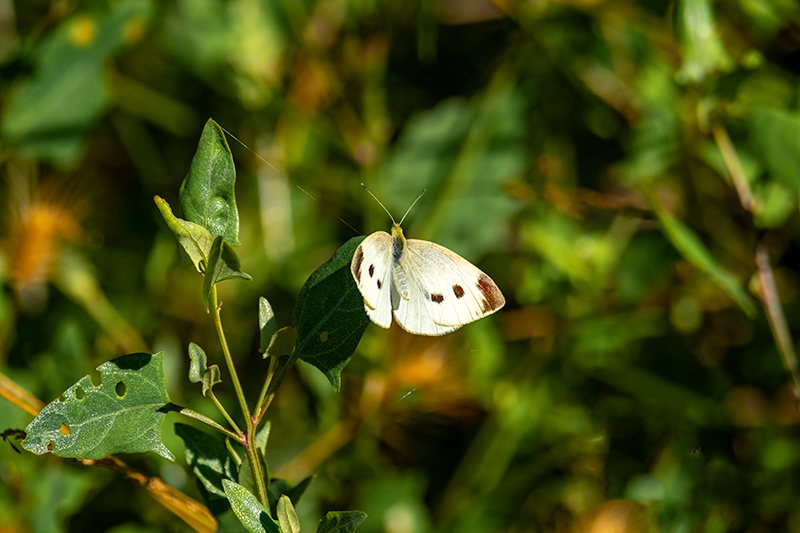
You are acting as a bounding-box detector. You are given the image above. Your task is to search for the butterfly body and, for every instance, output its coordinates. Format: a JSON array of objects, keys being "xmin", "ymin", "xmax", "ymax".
[{"xmin": 351, "ymin": 222, "xmax": 505, "ymax": 336}]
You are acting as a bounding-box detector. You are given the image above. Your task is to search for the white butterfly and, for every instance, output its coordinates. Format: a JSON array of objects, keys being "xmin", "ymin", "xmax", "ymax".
[{"xmin": 351, "ymin": 185, "xmax": 505, "ymax": 336}]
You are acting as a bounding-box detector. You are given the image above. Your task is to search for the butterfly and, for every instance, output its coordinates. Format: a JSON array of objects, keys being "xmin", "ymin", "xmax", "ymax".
[{"xmin": 350, "ymin": 184, "xmax": 505, "ymax": 336}]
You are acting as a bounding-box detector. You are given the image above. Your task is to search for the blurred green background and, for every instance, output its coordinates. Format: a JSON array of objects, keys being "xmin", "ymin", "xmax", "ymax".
[{"xmin": 2, "ymin": 0, "xmax": 800, "ymax": 531}]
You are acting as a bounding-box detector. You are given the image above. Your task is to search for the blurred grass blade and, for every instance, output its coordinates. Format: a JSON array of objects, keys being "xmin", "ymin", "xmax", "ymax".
[{"xmin": 649, "ymin": 192, "xmax": 756, "ymax": 316}]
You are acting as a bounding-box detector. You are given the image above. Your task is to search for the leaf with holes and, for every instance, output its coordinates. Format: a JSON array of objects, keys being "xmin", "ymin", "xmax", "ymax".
[
  {"xmin": 22, "ymin": 352, "xmax": 174, "ymax": 460},
  {"xmin": 294, "ymin": 237, "xmax": 369, "ymax": 392}
]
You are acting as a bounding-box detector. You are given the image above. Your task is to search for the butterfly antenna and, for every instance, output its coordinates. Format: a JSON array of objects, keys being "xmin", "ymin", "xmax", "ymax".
[
  {"xmin": 361, "ymin": 183, "xmax": 397, "ymax": 225},
  {"xmin": 398, "ymin": 188, "xmax": 426, "ymax": 226}
]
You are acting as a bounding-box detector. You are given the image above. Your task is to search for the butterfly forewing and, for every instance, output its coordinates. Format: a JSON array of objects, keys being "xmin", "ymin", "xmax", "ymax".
[
  {"xmin": 403, "ymin": 240, "xmax": 505, "ymax": 327},
  {"xmin": 351, "ymin": 232, "xmax": 393, "ymax": 328}
]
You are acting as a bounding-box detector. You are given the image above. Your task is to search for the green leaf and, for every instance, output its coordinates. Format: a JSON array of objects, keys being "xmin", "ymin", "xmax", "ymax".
[
  {"xmin": 174, "ymin": 423, "xmax": 238, "ymax": 498},
  {"xmin": 202, "ymin": 235, "xmax": 252, "ymax": 312},
  {"xmin": 22, "ymin": 352, "xmax": 174, "ymax": 460},
  {"xmin": 753, "ymin": 181, "xmax": 794, "ymax": 228},
  {"xmin": 277, "ymin": 496, "xmax": 300, "ymax": 533},
  {"xmin": 267, "ymin": 476, "xmax": 315, "ymax": 518},
  {"xmin": 222, "ymin": 479, "xmax": 281, "ymax": 533},
  {"xmin": 188, "ymin": 342, "xmax": 208, "ymax": 383},
  {"xmin": 316, "ymin": 511, "xmax": 367, "ymax": 533},
  {"xmin": 259, "ymin": 297, "xmax": 278, "ymax": 353},
  {"xmin": 255, "ymin": 421, "xmax": 271, "ymax": 461},
  {"xmin": 675, "ymin": 0, "xmax": 733, "ymax": 83},
  {"xmin": 180, "ymin": 118, "xmax": 241, "ymax": 246},
  {"xmin": 294, "ymin": 237, "xmax": 370, "ymax": 392},
  {"xmin": 649, "ymin": 195, "xmax": 756, "ymax": 317},
  {"xmin": 154, "ymin": 195, "xmax": 214, "ymax": 274},
  {"xmin": 265, "ymin": 327, "xmax": 298, "ymax": 359},
  {"xmin": 750, "ymin": 106, "xmax": 800, "ymax": 192},
  {"xmin": 0, "ymin": 0, "xmax": 153, "ymax": 165},
  {"xmin": 202, "ymin": 365, "xmax": 222, "ymax": 397}
]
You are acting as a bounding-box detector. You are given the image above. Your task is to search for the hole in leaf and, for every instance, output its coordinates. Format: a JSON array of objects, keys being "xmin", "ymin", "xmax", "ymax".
[
  {"xmin": 320, "ymin": 331, "xmax": 329, "ymax": 342},
  {"xmin": 115, "ymin": 381, "xmax": 127, "ymax": 398},
  {"xmin": 57, "ymin": 394, "xmax": 66, "ymax": 402},
  {"xmin": 75, "ymin": 386, "xmax": 85, "ymax": 400},
  {"xmin": 60, "ymin": 424, "xmax": 70, "ymax": 435},
  {"xmin": 47, "ymin": 441, "xmax": 55, "ymax": 452},
  {"xmin": 90, "ymin": 370, "xmax": 102, "ymax": 387}
]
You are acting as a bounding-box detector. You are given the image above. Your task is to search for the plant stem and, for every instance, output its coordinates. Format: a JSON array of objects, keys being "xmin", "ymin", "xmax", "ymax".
[
  {"xmin": 259, "ymin": 351, "xmax": 300, "ymax": 421},
  {"xmin": 210, "ymin": 286, "xmax": 269, "ymax": 505},
  {"xmin": 208, "ymin": 391, "xmax": 243, "ymax": 437},
  {"xmin": 756, "ymin": 245, "xmax": 800, "ymax": 405},
  {"xmin": 178, "ymin": 407, "xmax": 242, "ymax": 442},
  {"xmin": 254, "ymin": 355, "xmax": 279, "ymax": 424}
]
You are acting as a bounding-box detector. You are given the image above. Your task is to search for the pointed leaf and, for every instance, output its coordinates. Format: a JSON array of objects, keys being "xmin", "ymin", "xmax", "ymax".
[
  {"xmin": 316, "ymin": 511, "xmax": 367, "ymax": 533},
  {"xmin": 265, "ymin": 327, "xmax": 297, "ymax": 359},
  {"xmin": 255, "ymin": 422, "xmax": 271, "ymax": 460},
  {"xmin": 180, "ymin": 118, "xmax": 240, "ymax": 246},
  {"xmin": 294, "ymin": 237, "xmax": 369, "ymax": 392},
  {"xmin": 267, "ymin": 476, "xmax": 315, "ymax": 517},
  {"xmin": 277, "ymin": 496, "xmax": 300, "ymax": 533},
  {"xmin": 188, "ymin": 342, "xmax": 208, "ymax": 383},
  {"xmin": 222, "ymin": 479, "xmax": 281, "ymax": 533},
  {"xmin": 175, "ymin": 423, "xmax": 238, "ymax": 498},
  {"xmin": 202, "ymin": 365, "xmax": 222, "ymax": 397},
  {"xmin": 259, "ymin": 297, "xmax": 278, "ymax": 353},
  {"xmin": 155, "ymin": 195, "xmax": 214, "ymax": 274},
  {"xmin": 22, "ymin": 352, "xmax": 174, "ymax": 460},
  {"xmin": 203, "ymin": 235, "xmax": 252, "ymax": 312}
]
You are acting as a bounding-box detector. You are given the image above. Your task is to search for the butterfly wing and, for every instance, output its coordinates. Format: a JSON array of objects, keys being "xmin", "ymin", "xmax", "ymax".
[
  {"xmin": 401, "ymin": 239, "xmax": 505, "ymax": 329},
  {"xmin": 391, "ymin": 271, "xmax": 460, "ymax": 336},
  {"xmin": 351, "ymin": 231, "xmax": 393, "ymax": 328}
]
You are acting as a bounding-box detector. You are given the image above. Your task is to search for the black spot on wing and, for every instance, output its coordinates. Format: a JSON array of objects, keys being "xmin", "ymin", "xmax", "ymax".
[
  {"xmin": 431, "ymin": 293, "xmax": 444, "ymax": 303},
  {"xmin": 368, "ymin": 264, "xmax": 375, "ymax": 278},
  {"xmin": 377, "ymin": 279, "xmax": 382, "ymax": 289},
  {"xmin": 453, "ymin": 284, "xmax": 465, "ymax": 298},
  {"xmin": 353, "ymin": 246, "xmax": 364, "ymax": 280}
]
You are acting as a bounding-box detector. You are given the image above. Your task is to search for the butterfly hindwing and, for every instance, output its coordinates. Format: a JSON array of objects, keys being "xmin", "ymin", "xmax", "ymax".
[
  {"xmin": 391, "ymin": 270, "xmax": 459, "ymax": 336},
  {"xmin": 351, "ymin": 232, "xmax": 393, "ymax": 328},
  {"xmin": 402, "ymin": 239, "xmax": 505, "ymax": 328}
]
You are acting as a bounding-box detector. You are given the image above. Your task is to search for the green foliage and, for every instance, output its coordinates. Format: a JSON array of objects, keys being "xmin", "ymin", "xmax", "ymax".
[
  {"xmin": 5, "ymin": 0, "xmax": 800, "ymax": 530},
  {"xmin": 180, "ymin": 119, "xmax": 241, "ymax": 246},
  {"xmin": 22, "ymin": 353, "xmax": 173, "ymax": 460},
  {"xmin": 294, "ymin": 236, "xmax": 370, "ymax": 392}
]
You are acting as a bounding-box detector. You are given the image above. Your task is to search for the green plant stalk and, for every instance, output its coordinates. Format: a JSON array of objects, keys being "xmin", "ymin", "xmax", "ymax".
[
  {"xmin": 756, "ymin": 245, "xmax": 800, "ymax": 405},
  {"xmin": 210, "ymin": 287, "xmax": 269, "ymax": 505},
  {"xmin": 259, "ymin": 350, "xmax": 300, "ymax": 421},
  {"xmin": 208, "ymin": 390, "xmax": 244, "ymax": 438},
  {"xmin": 178, "ymin": 407, "xmax": 242, "ymax": 442},
  {"xmin": 254, "ymin": 355, "xmax": 279, "ymax": 424}
]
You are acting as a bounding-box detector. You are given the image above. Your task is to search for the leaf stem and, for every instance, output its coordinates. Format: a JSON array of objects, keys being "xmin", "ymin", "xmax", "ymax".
[
  {"xmin": 210, "ymin": 286, "xmax": 269, "ymax": 505},
  {"xmin": 178, "ymin": 407, "xmax": 242, "ymax": 442},
  {"xmin": 258, "ymin": 351, "xmax": 300, "ymax": 421},
  {"xmin": 254, "ymin": 355, "xmax": 279, "ymax": 424},
  {"xmin": 712, "ymin": 123, "xmax": 754, "ymax": 212},
  {"xmin": 207, "ymin": 390, "xmax": 243, "ymax": 437}
]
